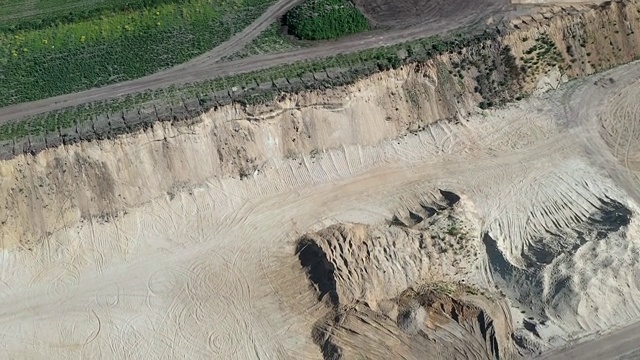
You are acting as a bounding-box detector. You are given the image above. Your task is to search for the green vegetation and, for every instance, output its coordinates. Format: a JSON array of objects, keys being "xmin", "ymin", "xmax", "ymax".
[
  {"xmin": 522, "ymin": 33, "xmax": 563, "ymax": 69},
  {"xmin": 0, "ymin": 0, "xmax": 277, "ymax": 107},
  {"xmin": 468, "ymin": 43, "xmax": 528, "ymax": 110},
  {"xmin": 219, "ymin": 22, "xmax": 302, "ymax": 62},
  {"xmin": 285, "ymin": 0, "xmax": 369, "ymax": 40},
  {"xmin": 0, "ymin": 0, "xmax": 179, "ymax": 32}
]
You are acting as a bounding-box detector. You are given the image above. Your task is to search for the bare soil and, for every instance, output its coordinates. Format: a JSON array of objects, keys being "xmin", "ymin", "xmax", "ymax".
[
  {"xmin": 353, "ymin": 0, "xmax": 509, "ymax": 28},
  {"xmin": 0, "ymin": 3, "xmax": 639, "ymax": 358}
]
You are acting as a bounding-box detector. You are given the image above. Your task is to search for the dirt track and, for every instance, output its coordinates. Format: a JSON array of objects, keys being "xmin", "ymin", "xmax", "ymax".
[{"xmin": 0, "ymin": 0, "xmax": 510, "ymax": 124}]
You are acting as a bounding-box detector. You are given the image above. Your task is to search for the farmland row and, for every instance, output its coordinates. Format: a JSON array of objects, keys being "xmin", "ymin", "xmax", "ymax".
[{"xmin": 0, "ymin": 0, "xmax": 183, "ymax": 32}]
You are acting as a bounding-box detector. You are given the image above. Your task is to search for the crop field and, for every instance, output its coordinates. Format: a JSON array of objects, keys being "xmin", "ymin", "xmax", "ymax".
[
  {"xmin": 0, "ymin": 0, "xmax": 179, "ymax": 31},
  {"xmin": 285, "ymin": 0, "xmax": 370, "ymax": 40},
  {"xmin": 0, "ymin": 0, "xmax": 277, "ymax": 107}
]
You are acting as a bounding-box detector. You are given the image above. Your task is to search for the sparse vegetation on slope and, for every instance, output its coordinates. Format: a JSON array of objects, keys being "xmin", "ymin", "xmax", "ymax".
[
  {"xmin": 0, "ymin": 0, "xmax": 276, "ymax": 107},
  {"xmin": 284, "ymin": 0, "xmax": 369, "ymax": 40}
]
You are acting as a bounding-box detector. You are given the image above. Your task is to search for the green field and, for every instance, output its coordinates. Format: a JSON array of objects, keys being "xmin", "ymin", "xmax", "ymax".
[
  {"xmin": 0, "ymin": 0, "xmax": 276, "ymax": 107},
  {"xmin": 0, "ymin": 0, "xmax": 185, "ymax": 32},
  {"xmin": 285, "ymin": 0, "xmax": 369, "ymax": 41}
]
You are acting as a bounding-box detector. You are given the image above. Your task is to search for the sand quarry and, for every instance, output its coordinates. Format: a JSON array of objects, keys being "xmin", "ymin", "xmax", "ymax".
[{"xmin": 0, "ymin": 58, "xmax": 640, "ymax": 358}]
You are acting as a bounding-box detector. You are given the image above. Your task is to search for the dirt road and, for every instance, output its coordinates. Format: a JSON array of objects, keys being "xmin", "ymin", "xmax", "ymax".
[{"xmin": 0, "ymin": 0, "xmax": 510, "ymax": 123}]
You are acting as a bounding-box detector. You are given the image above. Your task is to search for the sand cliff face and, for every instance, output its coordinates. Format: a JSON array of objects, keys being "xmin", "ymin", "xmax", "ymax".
[{"xmin": 3, "ymin": 0, "xmax": 640, "ymax": 250}]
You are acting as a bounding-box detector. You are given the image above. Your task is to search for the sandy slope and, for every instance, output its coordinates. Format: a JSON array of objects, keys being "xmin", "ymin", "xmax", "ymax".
[{"xmin": 0, "ymin": 61, "xmax": 639, "ymax": 358}]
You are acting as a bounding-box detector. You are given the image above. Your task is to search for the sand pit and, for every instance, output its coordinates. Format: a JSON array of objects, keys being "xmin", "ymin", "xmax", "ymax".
[{"xmin": 0, "ymin": 58, "xmax": 640, "ymax": 358}]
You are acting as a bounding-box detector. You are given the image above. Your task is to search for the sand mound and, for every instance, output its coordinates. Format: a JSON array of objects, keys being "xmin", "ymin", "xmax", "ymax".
[
  {"xmin": 294, "ymin": 194, "xmax": 517, "ymax": 359},
  {"xmin": 306, "ymin": 285, "xmax": 509, "ymax": 359},
  {"xmin": 295, "ymin": 192, "xmax": 481, "ymax": 307}
]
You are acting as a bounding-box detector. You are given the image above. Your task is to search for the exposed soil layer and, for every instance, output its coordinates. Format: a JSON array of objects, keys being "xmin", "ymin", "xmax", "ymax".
[
  {"xmin": 4, "ymin": 0, "xmax": 640, "ymax": 162},
  {"xmin": 295, "ymin": 193, "xmax": 515, "ymax": 359},
  {"xmin": 0, "ymin": 57, "xmax": 639, "ymax": 358},
  {"xmin": 310, "ymin": 290, "xmax": 504, "ymax": 360}
]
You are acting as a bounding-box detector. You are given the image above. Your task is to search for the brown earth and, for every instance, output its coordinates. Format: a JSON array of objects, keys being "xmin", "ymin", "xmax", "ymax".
[{"xmin": 353, "ymin": 0, "xmax": 508, "ymax": 28}]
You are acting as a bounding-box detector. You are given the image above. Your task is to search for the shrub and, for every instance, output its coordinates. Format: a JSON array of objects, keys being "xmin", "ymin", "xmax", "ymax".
[{"xmin": 285, "ymin": 0, "xmax": 369, "ymax": 40}]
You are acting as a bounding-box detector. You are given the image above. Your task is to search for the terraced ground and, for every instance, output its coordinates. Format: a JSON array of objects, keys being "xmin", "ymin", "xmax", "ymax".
[{"xmin": 2, "ymin": 0, "xmax": 640, "ymax": 358}]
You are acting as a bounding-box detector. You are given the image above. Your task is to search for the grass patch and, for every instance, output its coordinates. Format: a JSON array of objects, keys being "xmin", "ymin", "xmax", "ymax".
[
  {"xmin": 0, "ymin": 0, "xmax": 277, "ymax": 107},
  {"xmin": 219, "ymin": 22, "xmax": 302, "ymax": 62},
  {"xmin": 285, "ymin": 0, "xmax": 369, "ymax": 40}
]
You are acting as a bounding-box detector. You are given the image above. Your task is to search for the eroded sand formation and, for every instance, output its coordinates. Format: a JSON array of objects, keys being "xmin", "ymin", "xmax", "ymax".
[
  {"xmin": 296, "ymin": 193, "xmax": 518, "ymax": 359},
  {"xmin": 1, "ymin": 1, "xmax": 640, "ymax": 359}
]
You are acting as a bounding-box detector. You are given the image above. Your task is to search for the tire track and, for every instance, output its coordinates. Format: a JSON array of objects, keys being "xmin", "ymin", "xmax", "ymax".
[
  {"xmin": 94, "ymin": 282, "xmax": 123, "ymax": 309},
  {"xmin": 118, "ymin": 314, "xmax": 155, "ymax": 358},
  {"xmin": 622, "ymin": 94, "xmax": 640, "ymax": 178}
]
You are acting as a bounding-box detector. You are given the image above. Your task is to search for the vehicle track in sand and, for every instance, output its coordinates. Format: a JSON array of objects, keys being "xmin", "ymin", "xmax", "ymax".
[{"xmin": 0, "ymin": 0, "xmax": 510, "ymax": 124}]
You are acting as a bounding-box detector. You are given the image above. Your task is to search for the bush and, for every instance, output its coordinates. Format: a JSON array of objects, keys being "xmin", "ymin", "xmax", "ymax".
[{"xmin": 285, "ymin": 0, "xmax": 369, "ymax": 40}]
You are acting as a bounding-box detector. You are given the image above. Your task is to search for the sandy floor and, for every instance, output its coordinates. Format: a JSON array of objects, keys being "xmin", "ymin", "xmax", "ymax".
[
  {"xmin": 0, "ymin": 61, "xmax": 639, "ymax": 358},
  {"xmin": 511, "ymin": 0, "xmax": 606, "ymax": 4}
]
